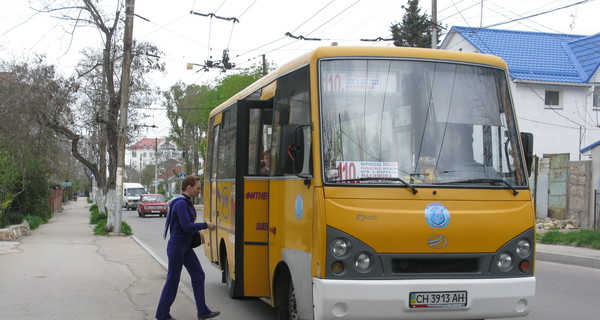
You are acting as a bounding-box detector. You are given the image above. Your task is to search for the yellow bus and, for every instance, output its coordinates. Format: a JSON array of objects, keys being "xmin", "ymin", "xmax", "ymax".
[{"xmin": 203, "ymin": 46, "xmax": 535, "ymax": 320}]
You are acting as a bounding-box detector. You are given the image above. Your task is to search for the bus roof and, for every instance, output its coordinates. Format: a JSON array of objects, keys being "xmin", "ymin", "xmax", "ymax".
[{"xmin": 208, "ymin": 46, "xmax": 508, "ymax": 118}]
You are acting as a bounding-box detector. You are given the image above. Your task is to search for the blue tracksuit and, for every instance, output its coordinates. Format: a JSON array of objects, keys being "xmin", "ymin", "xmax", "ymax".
[{"xmin": 155, "ymin": 195, "xmax": 211, "ymax": 320}]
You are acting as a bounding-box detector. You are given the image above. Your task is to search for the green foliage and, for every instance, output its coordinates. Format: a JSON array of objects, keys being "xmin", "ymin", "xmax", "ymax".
[
  {"xmin": 93, "ymin": 219, "xmax": 133, "ymax": 236},
  {"xmin": 89, "ymin": 204, "xmax": 108, "ymax": 225},
  {"xmin": 0, "ymin": 150, "xmax": 20, "ymax": 225},
  {"xmin": 390, "ymin": 0, "xmax": 442, "ymax": 48},
  {"xmin": 164, "ymin": 67, "xmax": 266, "ymax": 176},
  {"xmin": 121, "ymin": 221, "xmax": 133, "ymax": 236},
  {"xmin": 93, "ymin": 219, "xmax": 109, "ymax": 235},
  {"xmin": 539, "ymin": 231, "xmax": 563, "ymax": 244},
  {"xmin": 25, "ymin": 215, "xmax": 45, "ymax": 230},
  {"xmin": 539, "ymin": 229, "xmax": 600, "ymax": 249}
]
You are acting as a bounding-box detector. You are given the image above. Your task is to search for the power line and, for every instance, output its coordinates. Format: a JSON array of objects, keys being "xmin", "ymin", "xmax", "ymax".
[{"xmin": 485, "ymin": 0, "xmax": 594, "ymax": 28}]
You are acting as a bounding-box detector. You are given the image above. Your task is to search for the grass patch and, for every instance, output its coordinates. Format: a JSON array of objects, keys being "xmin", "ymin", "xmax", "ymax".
[
  {"xmin": 89, "ymin": 204, "xmax": 107, "ymax": 224},
  {"xmin": 89, "ymin": 204, "xmax": 133, "ymax": 236},
  {"xmin": 93, "ymin": 219, "xmax": 133, "ymax": 236},
  {"xmin": 24, "ymin": 215, "xmax": 45, "ymax": 230},
  {"xmin": 539, "ymin": 229, "xmax": 600, "ymax": 249}
]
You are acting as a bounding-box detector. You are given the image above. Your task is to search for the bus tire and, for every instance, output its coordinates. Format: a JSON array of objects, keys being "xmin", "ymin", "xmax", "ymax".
[
  {"xmin": 224, "ymin": 256, "xmax": 240, "ymax": 299},
  {"xmin": 277, "ymin": 277, "xmax": 299, "ymax": 320}
]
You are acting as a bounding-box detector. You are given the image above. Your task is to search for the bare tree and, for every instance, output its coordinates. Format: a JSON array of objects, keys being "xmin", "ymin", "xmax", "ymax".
[{"xmin": 31, "ymin": 0, "xmax": 163, "ymax": 222}]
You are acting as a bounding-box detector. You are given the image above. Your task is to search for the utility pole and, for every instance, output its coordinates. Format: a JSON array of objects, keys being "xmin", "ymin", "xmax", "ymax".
[
  {"xmin": 155, "ymin": 137, "xmax": 158, "ymax": 193},
  {"xmin": 262, "ymin": 54, "xmax": 267, "ymax": 76},
  {"xmin": 115, "ymin": 0, "xmax": 135, "ymax": 233},
  {"xmin": 431, "ymin": 0, "xmax": 437, "ymax": 49}
]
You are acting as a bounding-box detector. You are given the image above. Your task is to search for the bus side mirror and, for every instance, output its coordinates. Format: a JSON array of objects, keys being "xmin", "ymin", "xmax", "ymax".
[
  {"xmin": 520, "ymin": 132, "xmax": 533, "ymax": 177},
  {"xmin": 283, "ymin": 124, "xmax": 312, "ymax": 180}
]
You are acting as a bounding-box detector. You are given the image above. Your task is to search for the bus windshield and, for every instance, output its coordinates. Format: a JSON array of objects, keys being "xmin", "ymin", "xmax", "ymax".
[{"xmin": 320, "ymin": 59, "xmax": 527, "ymax": 187}]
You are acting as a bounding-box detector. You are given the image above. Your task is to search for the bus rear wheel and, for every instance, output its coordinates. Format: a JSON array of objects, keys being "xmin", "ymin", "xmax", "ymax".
[{"xmin": 223, "ymin": 257, "xmax": 240, "ymax": 298}]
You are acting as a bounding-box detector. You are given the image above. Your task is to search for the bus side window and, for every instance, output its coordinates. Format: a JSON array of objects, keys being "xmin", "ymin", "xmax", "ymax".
[
  {"xmin": 272, "ymin": 66, "xmax": 310, "ymax": 175},
  {"xmin": 247, "ymin": 108, "xmax": 273, "ymax": 175}
]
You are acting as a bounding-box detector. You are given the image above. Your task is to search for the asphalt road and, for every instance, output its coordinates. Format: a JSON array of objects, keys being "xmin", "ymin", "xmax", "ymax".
[{"xmin": 123, "ymin": 208, "xmax": 600, "ymax": 320}]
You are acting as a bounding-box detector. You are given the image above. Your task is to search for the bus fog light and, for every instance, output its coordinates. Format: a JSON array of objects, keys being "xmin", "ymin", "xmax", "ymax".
[
  {"xmin": 519, "ymin": 260, "xmax": 531, "ymax": 273},
  {"xmin": 355, "ymin": 253, "xmax": 371, "ymax": 271},
  {"xmin": 331, "ymin": 239, "xmax": 348, "ymax": 257},
  {"xmin": 516, "ymin": 239, "xmax": 531, "ymax": 258},
  {"xmin": 332, "ymin": 261, "xmax": 344, "ymax": 275},
  {"xmin": 497, "ymin": 253, "xmax": 513, "ymax": 271}
]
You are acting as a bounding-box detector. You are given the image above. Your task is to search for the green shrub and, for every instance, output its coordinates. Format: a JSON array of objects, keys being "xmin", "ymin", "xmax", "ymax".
[
  {"xmin": 539, "ymin": 231, "xmax": 564, "ymax": 244},
  {"xmin": 539, "ymin": 229, "xmax": 600, "ymax": 249},
  {"xmin": 93, "ymin": 219, "xmax": 133, "ymax": 236},
  {"xmin": 94, "ymin": 219, "xmax": 109, "ymax": 235},
  {"xmin": 89, "ymin": 204, "xmax": 107, "ymax": 225},
  {"xmin": 573, "ymin": 229, "xmax": 600, "ymax": 247},
  {"xmin": 25, "ymin": 215, "xmax": 44, "ymax": 230},
  {"xmin": 121, "ymin": 221, "xmax": 133, "ymax": 236}
]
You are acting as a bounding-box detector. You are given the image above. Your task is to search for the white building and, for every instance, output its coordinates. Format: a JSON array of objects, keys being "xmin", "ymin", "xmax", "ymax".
[
  {"xmin": 126, "ymin": 138, "xmax": 181, "ymax": 172},
  {"xmin": 441, "ymin": 27, "xmax": 600, "ymax": 161}
]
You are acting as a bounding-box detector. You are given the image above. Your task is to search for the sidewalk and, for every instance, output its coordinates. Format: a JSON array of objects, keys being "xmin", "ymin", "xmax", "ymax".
[
  {"xmin": 536, "ymin": 243, "xmax": 600, "ymax": 269},
  {"xmin": 0, "ymin": 200, "xmax": 197, "ymax": 320}
]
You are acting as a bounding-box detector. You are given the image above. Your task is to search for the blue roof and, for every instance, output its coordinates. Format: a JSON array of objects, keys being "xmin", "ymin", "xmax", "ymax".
[
  {"xmin": 447, "ymin": 26, "xmax": 600, "ymax": 84},
  {"xmin": 581, "ymin": 140, "xmax": 600, "ymax": 153}
]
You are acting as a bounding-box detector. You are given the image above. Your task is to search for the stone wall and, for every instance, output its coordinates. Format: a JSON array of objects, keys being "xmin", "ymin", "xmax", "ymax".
[
  {"xmin": 0, "ymin": 221, "xmax": 30, "ymax": 241},
  {"xmin": 568, "ymin": 161, "xmax": 591, "ymax": 227}
]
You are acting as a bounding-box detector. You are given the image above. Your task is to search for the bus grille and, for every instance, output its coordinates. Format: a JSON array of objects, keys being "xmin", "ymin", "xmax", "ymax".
[{"xmin": 391, "ymin": 257, "xmax": 480, "ymax": 274}]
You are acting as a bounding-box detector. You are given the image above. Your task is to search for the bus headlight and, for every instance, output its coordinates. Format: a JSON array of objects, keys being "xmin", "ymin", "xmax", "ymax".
[
  {"xmin": 355, "ymin": 253, "xmax": 371, "ymax": 271},
  {"xmin": 331, "ymin": 238, "xmax": 348, "ymax": 257},
  {"xmin": 516, "ymin": 239, "xmax": 531, "ymax": 258},
  {"xmin": 497, "ymin": 252, "xmax": 513, "ymax": 271}
]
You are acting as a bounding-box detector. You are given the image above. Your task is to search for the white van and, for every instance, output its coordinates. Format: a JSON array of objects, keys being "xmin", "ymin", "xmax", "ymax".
[{"xmin": 122, "ymin": 182, "xmax": 146, "ymax": 210}]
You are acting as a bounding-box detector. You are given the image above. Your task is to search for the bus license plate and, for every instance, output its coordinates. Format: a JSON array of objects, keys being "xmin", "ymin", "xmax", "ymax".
[{"xmin": 409, "ymin": 291, "xmax": 467, "ymax": 308}]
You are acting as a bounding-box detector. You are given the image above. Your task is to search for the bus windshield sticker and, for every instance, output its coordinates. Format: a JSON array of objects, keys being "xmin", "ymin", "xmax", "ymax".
[
  {"xmin": 322, "ymin": 72, "xmax": 397, "ymax": 93},
  {"xmin": 424, "ymin": 202, "xmax": 451, "ymax": 229},
  {"xmin": 335, "ymin": 161, "xmax": 399, "ymax": 181}
]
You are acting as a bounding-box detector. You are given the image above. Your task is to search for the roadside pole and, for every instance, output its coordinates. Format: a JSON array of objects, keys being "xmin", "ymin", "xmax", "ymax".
[{"xmin": 115, "ymin": 0, "xmax": 136, "ymax": 233}]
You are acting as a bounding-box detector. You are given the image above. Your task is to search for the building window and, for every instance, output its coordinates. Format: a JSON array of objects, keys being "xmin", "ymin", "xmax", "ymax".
[
  {"xmin": 132, "ymin": 151, "xmax": 137, "ymax": 157},
  {"xmin": 544, "ymin": 90, "xmax": 560, "ymax": 108},
  {"xmin": 594, "ymin": 86, "xmax": 600, "ymax": 110}
]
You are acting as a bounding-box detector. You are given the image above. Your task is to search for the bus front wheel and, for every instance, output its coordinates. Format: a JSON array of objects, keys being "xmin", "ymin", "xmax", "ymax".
[{"xmin": 277, "ymin": 278, "xmax": 299, "ymax": 320}]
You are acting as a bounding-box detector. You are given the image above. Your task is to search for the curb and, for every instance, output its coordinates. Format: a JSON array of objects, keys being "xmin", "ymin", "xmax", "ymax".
[{"xmin": 536, "ymin": 250, "xmax": 600, "ymax": 269}]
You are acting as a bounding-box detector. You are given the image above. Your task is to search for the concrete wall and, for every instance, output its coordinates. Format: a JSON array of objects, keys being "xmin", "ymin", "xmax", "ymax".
[
  {"xmin": 567, "ymin": 161, "xmax": 591, "ymax": 227},
  {"xmin": 533, "ymin": 156, "xmax": 593, "ymax": 228}
]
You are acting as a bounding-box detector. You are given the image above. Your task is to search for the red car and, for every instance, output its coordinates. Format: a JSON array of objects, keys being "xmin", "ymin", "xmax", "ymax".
[{"xmin": 137, "ymin": 194, "xmax": 168, "ymax": 218}]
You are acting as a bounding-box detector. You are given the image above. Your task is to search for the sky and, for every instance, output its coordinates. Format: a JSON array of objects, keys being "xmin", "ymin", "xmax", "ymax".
[{"xmin": 1, "ymin": 0, "xmax": 599, "ymax": 138}]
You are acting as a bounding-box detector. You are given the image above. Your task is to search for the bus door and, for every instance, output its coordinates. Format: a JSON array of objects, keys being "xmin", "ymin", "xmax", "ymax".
[
  {"xmin": 234, "ymin": 99, "xmax": 273, "ymax": 297},
  {"xmin": 206, "ymin": 115, "xmax": 222, "ymax": 265}
]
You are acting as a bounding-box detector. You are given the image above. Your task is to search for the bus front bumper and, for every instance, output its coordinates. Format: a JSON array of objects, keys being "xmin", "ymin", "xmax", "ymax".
[{"xmin": 313, "ymin": 277, "xmax": 535, "ymax": 320}]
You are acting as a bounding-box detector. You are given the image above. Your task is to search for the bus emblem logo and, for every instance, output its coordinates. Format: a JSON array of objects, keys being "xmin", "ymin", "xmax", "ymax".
[
  {"xmin": 428, "ymin": 235, "xmax": 448, "ymax": 249},
  {"xmin": 295, "ymin": 194, "xmax": 303, "ymax": 220},
  {"xmin": 424, "ymin": 202, "xmax": 450, "ymax": 228}
]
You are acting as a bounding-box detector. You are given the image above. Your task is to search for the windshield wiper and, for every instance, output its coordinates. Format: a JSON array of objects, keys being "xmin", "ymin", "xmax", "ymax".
[
  {"xmin": 335, "ymin": 177, "xmax": 418, "ymax": 194},
  {"xmin": 436, "ymin": 178, "xmax": 519, "ymax": 196}
]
